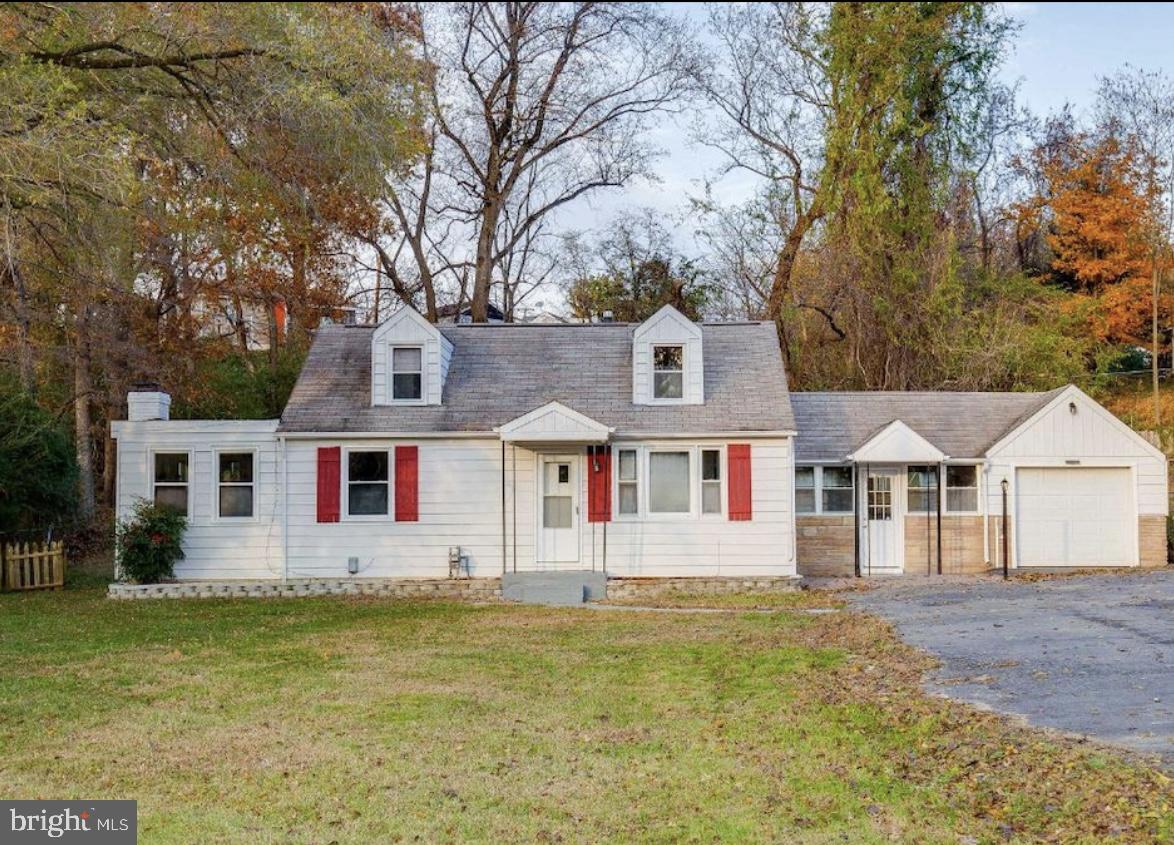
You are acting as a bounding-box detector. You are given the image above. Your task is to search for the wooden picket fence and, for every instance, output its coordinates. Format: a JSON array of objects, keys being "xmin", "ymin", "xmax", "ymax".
[{"xmin": 2, "ymin": 540, "xmax": 66, "ymax": 592}]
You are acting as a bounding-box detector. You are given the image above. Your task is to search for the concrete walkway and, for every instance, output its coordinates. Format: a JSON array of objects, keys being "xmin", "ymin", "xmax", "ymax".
[{"xmin": 849, "ymin": 571, "xmax": 1174, "ymax": 765}]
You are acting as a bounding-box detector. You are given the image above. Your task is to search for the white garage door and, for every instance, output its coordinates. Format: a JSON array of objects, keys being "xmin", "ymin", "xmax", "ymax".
[{"xmin": 1016, "ymin": 467, "xmax": 1135, "ymax": 567}]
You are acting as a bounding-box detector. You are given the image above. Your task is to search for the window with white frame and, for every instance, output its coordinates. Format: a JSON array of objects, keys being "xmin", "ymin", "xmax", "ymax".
[
  {"xmin": 821, "ymin": 466, "xmax": 854, "ymax": 513},
  {"xmin": 796, "ymin": 466, "xmax": 853, "ymax": 515},
  {"xmin": 946, "ymin": 465, "xmax": 979, "ymax": 512},
  {"xmin": 153, "ymin": 453, "xmax": 189, "ymax": 515},
  {"xmin": 701, "ymin": 448, "xmax": 722, "ymax": 514},
  {"xmin": 347, "ymin": 450, "xmax": 390, "ymax": 516},
  {"xmin": 795, "ymin": 466, "xmax": 816, "ymax": 513},
  {"xmin": 617, "ymin": 449, "xmax": 639, "ymax": 515},
  {"xmin": 907, "ymin": 465, "xmax": 939, "ymax": 513},
  {"xmin": 648, "ymin": 450, "xmax": 691, "ymax": 513},
  {"xmin": 217, "ymin": 452, "xmax": 254, "ymax": 518},
  {"xmin": 391, "ymin": 346, "xmax": 423, "ymax": 401},
  {"xmin": 652, "ymin": 345, "xmax": 684, "ymax": 399}
]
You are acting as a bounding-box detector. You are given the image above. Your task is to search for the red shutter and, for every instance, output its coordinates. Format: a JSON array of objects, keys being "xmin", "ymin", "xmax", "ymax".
[
  {"xmin": 728, "ymin": 443, "xmax": 752, "ymax": 521},
  {"xmin": 587, "ymin": 445, "xmax": 612, "ymax": 522},
  {"xmin": 395, "ymin": 445, "xmax": 419, "ymax": 522},
  {"xmin": 316, "ymin": 447, "xmax": 341, "ymax": 523}
]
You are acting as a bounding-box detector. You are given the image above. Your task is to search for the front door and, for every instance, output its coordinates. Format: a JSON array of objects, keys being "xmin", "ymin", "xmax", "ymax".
[
  {"xmin": 538, "ymin": 454, "xmax": 579, "ymax": 566},
  {"xmin": 863, "ymin": 468, "xmax": 902, "ymax": 574}
]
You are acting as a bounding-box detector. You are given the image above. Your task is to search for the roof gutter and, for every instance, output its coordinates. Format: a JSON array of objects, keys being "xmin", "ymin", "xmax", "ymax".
[{"xmin": 276, "ymin": 429, "xmax": 799, "ymax": 440}]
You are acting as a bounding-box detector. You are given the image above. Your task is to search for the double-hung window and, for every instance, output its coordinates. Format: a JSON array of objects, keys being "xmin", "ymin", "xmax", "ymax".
[
  {"xmin": 217, "ymin": 452, "xmax": 254, "ymax": 518},
  {"xmin": 391, "ymin": 347, "xmax": 423, "ymax": 401},
  {"xmin": 907, "ymin": 465, "xmax": 939, "ymax": 513},
  {"xmin": 946, "ymin": 465, "xmax": 979, "ymax": 512},
  {"xmin": 648, "ymin": 450, "xmax": 690, "ymax": 513},
  {"xmin": 347, "ymin": 450, "xmax": 390, "ymax": 516},
  {"xmin": 652, "ymin": 345, "xmax": 684, "ymax": 399},
  {"xmin": 700, "ymin": 449, "xmax": 722, "ymax": 515},
  {"xmin": 153, "ymin": 453, "xmax": 190, "ymax": 515},
  {"xmin": 617, "ymin": 448, "xmax": 639, "ymax": 515},
  {"xmin": 795, "ymin": 467, "xmax": 816, "ymax": 513}
]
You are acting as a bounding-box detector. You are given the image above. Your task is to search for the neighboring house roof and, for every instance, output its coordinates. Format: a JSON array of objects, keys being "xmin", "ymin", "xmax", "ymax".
[
  {"xmin": 790, "ymin": 389, "xmax": 1066, "ymax": 462},
  {"xmin": 279, "ymin": 321, "xmax": 794, "ymax": 434}
]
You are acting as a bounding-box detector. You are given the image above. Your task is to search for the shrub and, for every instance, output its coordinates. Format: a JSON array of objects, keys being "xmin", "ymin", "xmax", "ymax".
[
  {"xmin": 116, "ymin": 500, "xmax": 186, "ymax": 583},
  {"xmin": 0, "ymin": 374, "xmax": 78, "ymax": 532}
]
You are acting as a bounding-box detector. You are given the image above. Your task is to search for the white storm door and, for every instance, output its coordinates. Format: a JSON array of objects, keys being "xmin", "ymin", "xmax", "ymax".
[
  {"xmin": 539, "ymin": 455, "xmax": 580, "ymax": 564},
  {"xmin": 864, "ymin": 469, "xmax": 902, "ymax": 574}
]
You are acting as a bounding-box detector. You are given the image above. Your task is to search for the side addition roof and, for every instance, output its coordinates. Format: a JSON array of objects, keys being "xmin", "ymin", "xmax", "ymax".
[
  {"xmin": 279, "ymin": 321, "xmax": 795, "ymax": 435},
  {"xmin": 790, "ymin": 389, "xmax": 1065, "ymax": 462}
]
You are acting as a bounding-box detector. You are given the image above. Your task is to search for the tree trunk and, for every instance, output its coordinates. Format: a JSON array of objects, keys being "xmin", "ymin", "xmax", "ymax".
[
  {"xmin": 765, "ymin": 213, "xmax": 818, "ymax": 381},
  {"xmin": 74, "ymin": 322, "xmax": 96, "ymax": 522},
  {"xmin": 1153, "ymin": 256, "xmax": 1162, "ymax": 427},
  {"xmin": 102, "ymin": 414, "xmax": 117, "ymax": 510},
  {"xmin": 471, "ymin": 207, "xmax": 500, "ymax": 322}
]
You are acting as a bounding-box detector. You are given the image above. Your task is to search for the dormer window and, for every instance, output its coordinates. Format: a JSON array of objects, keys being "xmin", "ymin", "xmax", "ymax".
[
  {"xmin": 392, "ymin": 347, "xmax": 423, "ymax": 401},
  {"xmin": 653, "ymin": 345, "xmax": 684, "ymax": 400}
]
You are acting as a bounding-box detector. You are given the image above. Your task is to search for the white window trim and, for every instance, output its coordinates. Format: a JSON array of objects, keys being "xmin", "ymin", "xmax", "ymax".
[
  {"xmin": 343, "ymin": 447, "xmax": 394, "ymax": 521},
  {"xmin": 699, "ymin": 446, "xmax": 726, "ymax": 518},
  {"xmin": 648, "ymin": 344, "xmax": 688, "ymax": 406},
  {"xmin": 149, "ymin": 448, "xmax": 193, "ymax": 519},
  {"xmin": 944, "ymin": 463, "xmax": 982, "ymax": 515},
  {"xmin": 212, "ymin": 448, "xmax": 258, "ymax": 522},
  {"xmin": 906, "ymin": 465, "xmax": 942, "ymax": 515},
  {"xmin": 388, "ymin": 345, "xmax": 426, "ymax": 405},
  {"xmin": 645, "ymin": 446, "xmax": 696, "ymax": 518},
  {"xmin": 795, "ymin": 464, "xmax": 854, "ymax": 516},
  {"xmin": 614, "ymin": 447, "xmax": 641, "ymax": 520}
]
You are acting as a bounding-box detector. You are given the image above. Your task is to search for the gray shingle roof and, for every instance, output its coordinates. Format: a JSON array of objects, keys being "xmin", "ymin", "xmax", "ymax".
[
  {"xmin": 790, "ymin": 390, "xmax": 1065, "ymax": 461},
  {"xmin": 278, "ymin": 322, "xmax": 795, "ymax": 434}
]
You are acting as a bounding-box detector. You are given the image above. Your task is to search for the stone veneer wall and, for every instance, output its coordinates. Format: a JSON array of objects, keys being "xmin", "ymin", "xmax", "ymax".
[
  {"xmin": 903, "ymin": 515, "xmax": 989, "ymax": 574},
  {"xmin": 109, "ymin": 578, "xmax": 503, "ymax": 601},
  {"xmin": 604, "ymin": 576, "xmax": 800, "ymax": 601},
  {"xmin": 1139, "ymin": 515, "xmax": 1168, "ymax": 568},
  {"xmin": 795, "ymin": 516, "xmax": 856, "ymax": 577}
]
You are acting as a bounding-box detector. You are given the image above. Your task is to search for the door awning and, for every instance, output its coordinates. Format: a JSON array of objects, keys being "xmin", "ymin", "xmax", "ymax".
[
  {"xmin": 847, "ymin": 419, "xmax": 947, "ymax": 463},
  {"xmin": 495, "ymin": 401, "xmax": 613, "ymax": 443}
]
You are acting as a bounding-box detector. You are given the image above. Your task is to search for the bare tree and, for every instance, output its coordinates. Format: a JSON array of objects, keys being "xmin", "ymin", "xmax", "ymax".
[
  {"xmin": 695, "ymin": 3, "xmax": 835, "ymax": 369},
  {"xmin": 416, "ymin": 2, "xmax": 695, "ymax": 322},
  {"xmin": 1097, "ymin": 66, "xmax": 1174, "ymax": 425}
]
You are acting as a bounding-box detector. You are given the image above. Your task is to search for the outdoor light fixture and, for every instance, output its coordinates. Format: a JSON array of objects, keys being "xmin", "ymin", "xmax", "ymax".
[{"xmin": 1069, "ymin": 401, "xmax": 1078, "ymax": 414}]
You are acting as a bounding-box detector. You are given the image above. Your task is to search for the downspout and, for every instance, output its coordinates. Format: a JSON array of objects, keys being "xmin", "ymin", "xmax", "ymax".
[
  {"xmin": 852, "ymin": 462, "xmax": 861, "ymax": 578},
  {"xmin": 512, "ymin": 445, "xmax": 517, "ymax": 574},
  {"xmin": 925, "ymin": 467, "xmax": 932, "ymax": 576},
  {"xmin": 281, "ymin": 435, "xmax": 289, "ymax": 582},
  {"xmin": 936, "ymin": 462, "xmax": 943, "ymax": 575},
  {"xmin": 982, "ymin": 463, "xmax": 991, "ymax": 568},
  {"xmin": 501, "ymin": 440, "xmax": 506, "ymax": 576}
]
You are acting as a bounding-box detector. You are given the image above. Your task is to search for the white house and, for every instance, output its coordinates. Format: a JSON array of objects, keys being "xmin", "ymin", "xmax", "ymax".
[{"xmin": 111, "ymin": 305, "xmax": 1168, "ymax": 590}]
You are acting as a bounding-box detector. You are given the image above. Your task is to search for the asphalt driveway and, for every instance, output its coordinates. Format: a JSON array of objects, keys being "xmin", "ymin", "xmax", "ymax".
[{"xmin": 849, "ymin": 571, "xmax": 1174, "ymax": 765}]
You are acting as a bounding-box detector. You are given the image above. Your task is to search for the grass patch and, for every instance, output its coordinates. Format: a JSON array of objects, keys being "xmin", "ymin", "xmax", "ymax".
[
  {"xmin": 603, "ymin": 588, "xmax": 844, "ymax": 610},
  {"xmin": 0, "ymin": 587, "xmax": 1170, "ymax": 843}
]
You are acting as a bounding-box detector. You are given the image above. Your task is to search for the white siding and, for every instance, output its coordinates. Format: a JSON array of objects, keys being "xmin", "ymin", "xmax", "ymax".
[
  {"xmin": 285, "ymin": 438, "xmax": 526, "ymax": 578},
  {"xmin": 111, "ymin": 420, "xmax": 282, "ymax": 579},
  {"xmin": 582, "ymin": 438, "xmax": 795, "ymax": 576}
]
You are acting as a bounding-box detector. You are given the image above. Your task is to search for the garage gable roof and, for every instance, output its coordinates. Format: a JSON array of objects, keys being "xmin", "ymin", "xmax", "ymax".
[{"xmin": 791, "ymin": 389, "xmax": 1065, "ymax": 462}]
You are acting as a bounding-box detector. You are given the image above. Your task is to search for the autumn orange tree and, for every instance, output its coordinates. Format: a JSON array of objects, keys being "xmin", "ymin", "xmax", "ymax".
[{"xmin": 1017, "ymin": 119, "xmax": 1170, "ymax": 347}]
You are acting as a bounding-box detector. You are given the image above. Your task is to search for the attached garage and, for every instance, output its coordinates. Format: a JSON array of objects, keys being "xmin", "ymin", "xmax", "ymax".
[{"xmin": 1015, "ymin": 467, "xmax": 1135, "ymax": 567}]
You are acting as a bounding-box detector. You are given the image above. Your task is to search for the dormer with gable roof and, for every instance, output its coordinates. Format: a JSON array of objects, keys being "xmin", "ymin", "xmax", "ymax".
[
  {"xmin": 632, "ymin": 305, "xmax": 704, "ymax": 405},
  {"xmin": 370, "ymin": 308, "xmax": 453, "ymax": 406}
]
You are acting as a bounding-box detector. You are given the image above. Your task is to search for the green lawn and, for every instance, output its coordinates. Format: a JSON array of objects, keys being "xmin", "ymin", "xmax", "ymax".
[{"xmin": 1, "ymin": 584, "xmax": 1170, "ymax": 844}]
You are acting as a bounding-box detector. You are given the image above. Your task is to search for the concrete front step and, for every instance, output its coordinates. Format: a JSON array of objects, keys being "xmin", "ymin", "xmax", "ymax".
[{"xmin": 501, "ymin": 571, "xmax": 607, "ymax": 605}]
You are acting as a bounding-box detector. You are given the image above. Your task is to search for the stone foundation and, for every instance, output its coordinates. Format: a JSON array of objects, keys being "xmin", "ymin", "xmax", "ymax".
[
  {"xmin": 108, "ymin": 577, "xmax": 503, "ymax": 601},
  {"xmin": 904, "ymin": 515, "xmax": 989, "ymax": 574},
  {"xmin": 604, "ymin": 575, "xmax": 800, "ymax": 601}
]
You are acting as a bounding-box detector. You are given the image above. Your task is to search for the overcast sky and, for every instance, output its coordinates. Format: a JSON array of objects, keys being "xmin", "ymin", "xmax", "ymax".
[{"xmin": 553, "ymin": 2, "xmax": 1174, "ymax": 259}]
